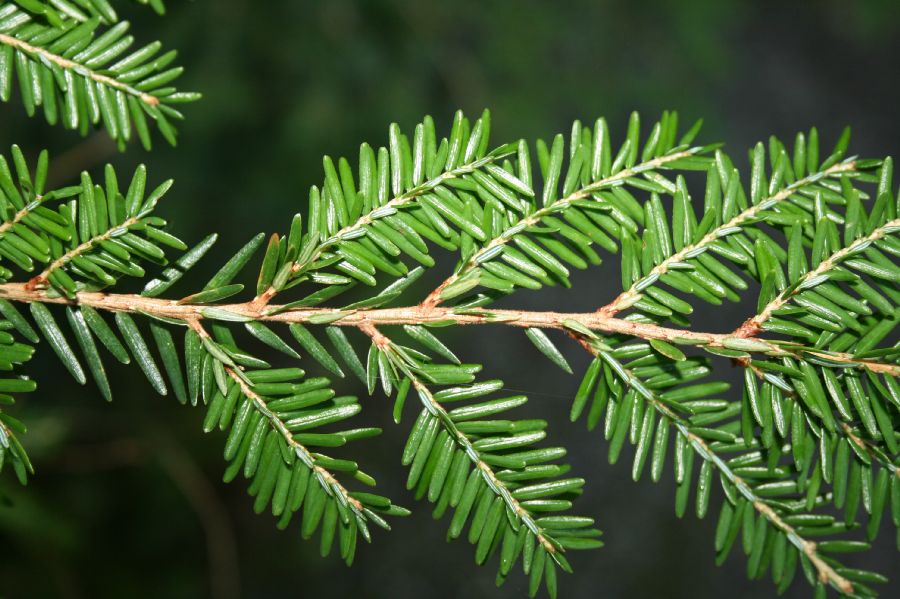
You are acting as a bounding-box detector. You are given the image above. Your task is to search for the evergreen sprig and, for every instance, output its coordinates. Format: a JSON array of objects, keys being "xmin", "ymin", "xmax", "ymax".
[
  {"xmin": 361, "ymin": 322, "xmax": 602, "ymax": 595},
  {"xmin": 0, "ymin": 1, "xmax": 196, "ymax": 148},
  {"xmin": 0, "ymin": 299, "xmax": 35, "ymax": 484},
  {"xmin": 0, "ymin": 109, "xmax": 896, "ymax": 599},
  {"xmin": 12, "ymin": 0, "xmax": 165, "ymax": 25}
]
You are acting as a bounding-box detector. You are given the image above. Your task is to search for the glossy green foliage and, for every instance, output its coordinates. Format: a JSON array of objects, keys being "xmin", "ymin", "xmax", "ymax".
[
  {"xmin": 0, "ymin": 110, "xmax": 896, "ymax": 599},
  {"xmin": 0, "ymin": 153, "xmax": 405, "ymax": 559},
  {"xmin": 262, "ymin": 109, "xmax": 714, "ymax": 314},
  {"xmin": 564, "ymin": 129, "xmax": 899, "ymax": 597},
  {"xmin": 11, "ymin": 0, "xmax": 165, "ymax": 26},
  {"xmin": 434, "ymin": 111, "xmax": 714, "ymax": 308},
  {"xmin": 0, "ymin": 300, "xmax": 35, "ymax": 484},
  {"xmin": 256, "ymin": 109, "xmax": 515, "ymax": 303},
  {"xmin": 0, "ymin": 145, "xmax": 181, "ymax": 296},
  {"xmin": 367, "ymin": 328, "xmax": 600, "ymax": 597},
  {"xmin": 0, "ymin": 2, "xmax": 196, "ymax": 148},
  {"xmin": 184, "ymin": 330, "xmax": 406, "ymax": 564}
]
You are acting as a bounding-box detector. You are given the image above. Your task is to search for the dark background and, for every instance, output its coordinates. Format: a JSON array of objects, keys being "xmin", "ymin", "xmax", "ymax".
[{"xmin": 1, "ymin": 1, "xmax": 899, "ymax": 598}]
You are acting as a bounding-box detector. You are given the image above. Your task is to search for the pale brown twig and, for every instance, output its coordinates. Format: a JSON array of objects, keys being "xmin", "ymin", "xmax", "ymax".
[
  {"xmin": 0, "ymin": 33, "xmax": 161, "ymax": 107},
  {"xmin": 1, "ymin": 282, "xmax": 894, "ymax": 376}
]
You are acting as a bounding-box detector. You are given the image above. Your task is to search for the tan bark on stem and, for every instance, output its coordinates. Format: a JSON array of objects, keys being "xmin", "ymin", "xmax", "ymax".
[
  {"xmin": 0, "ymin": 282, "xmax": 895, "ymax": 376},
  {"xmin": 0, "ymin": 33, "xmax": 161, "ymax": 107}
]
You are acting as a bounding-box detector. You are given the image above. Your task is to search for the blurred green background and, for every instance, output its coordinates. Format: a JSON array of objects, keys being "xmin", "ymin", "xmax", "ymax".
[{"xmin": 1, "ymin": 1, "xmax": 899, "ymax": 597}]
